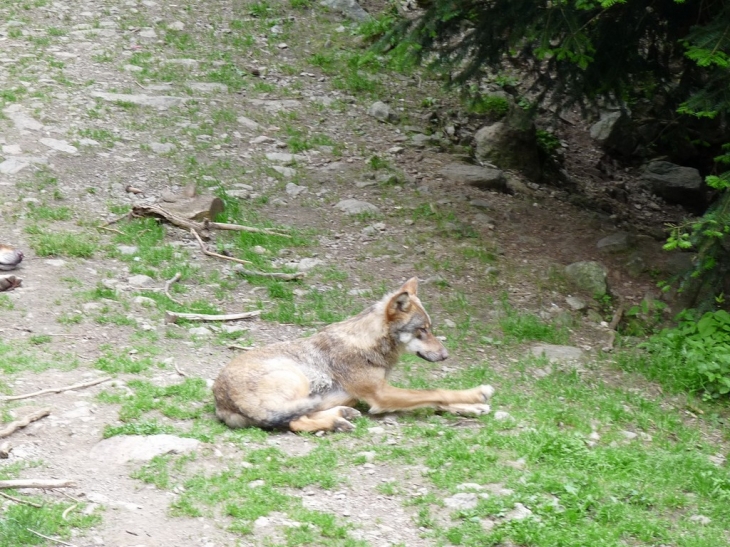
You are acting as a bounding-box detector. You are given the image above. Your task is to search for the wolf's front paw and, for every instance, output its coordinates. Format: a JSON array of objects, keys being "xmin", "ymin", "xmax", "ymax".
[
  {"xmin": 442, "ymin": 403, "xmax": 491, "ymax": 416},
  {"xmin": 333, "ymin": 417, "xmax": 356, "ymax": 432},
  {"xmin": 477, "ymin": 385, "xmax": 495, "ymax": 402}
]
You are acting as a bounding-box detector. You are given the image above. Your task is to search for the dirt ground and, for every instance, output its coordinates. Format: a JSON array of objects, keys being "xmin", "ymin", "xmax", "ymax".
[{"xmin": 0, "ymin": 1, "xmax": 701, "ymax": 546}]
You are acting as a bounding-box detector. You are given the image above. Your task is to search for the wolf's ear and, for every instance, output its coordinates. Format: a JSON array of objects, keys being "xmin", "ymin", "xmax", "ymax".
[
  {"xmin": 387, "ymin": 291, "xmax": 412, "ymax": 317},
  {"xmin": 398, "ymin": 277, "xmax": 419, "ymax": 296}
]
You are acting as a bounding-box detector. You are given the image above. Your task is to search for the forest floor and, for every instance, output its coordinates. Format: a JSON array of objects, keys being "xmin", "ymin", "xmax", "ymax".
[{"xmin": 1, "ymin": 1, "xmax": 729, "ymax": 546}]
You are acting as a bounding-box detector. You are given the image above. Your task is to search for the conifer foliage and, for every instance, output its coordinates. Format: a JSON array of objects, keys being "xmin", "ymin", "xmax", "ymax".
[{"xmin": 386, "ymin": 0, "xmax": 730, "ymax": 307}]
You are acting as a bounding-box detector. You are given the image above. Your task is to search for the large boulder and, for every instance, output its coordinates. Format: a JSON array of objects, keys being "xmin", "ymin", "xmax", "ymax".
[
  {"xmin": 589, "ymin": 110, "xmax": 637, "ymax": 156},
  {"xmin": 641, "ymin": 161, "xmax": 704, "ymax": 208},
  {"xmin": 473, "ymin": 107, "xmax": 541, "ymax": 181},
  {"xmin": 440, "ymin": 163, "xmax": 508, "ymax": 193},
  {"xmin": 565, "ymin": 261, "xmax": 609, "ymax": 297}
]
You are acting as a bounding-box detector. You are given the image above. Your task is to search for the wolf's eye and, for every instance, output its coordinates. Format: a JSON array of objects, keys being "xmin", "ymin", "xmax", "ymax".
[{"xmin": 417, "ymin": 327, "xmax": 428, "ymax": 337}]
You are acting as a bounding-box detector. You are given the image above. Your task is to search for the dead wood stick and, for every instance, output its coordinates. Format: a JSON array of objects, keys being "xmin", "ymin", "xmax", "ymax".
[
  {"xmin": 164, "ymin": 272, "xmax": 183, "ymax": 305},
  {"xmin": 0, "ymin": 441, "xmax": 11, "ymax": 458},
  {"xmin": 173, "ymin": 363, "xmax": 188, "ymax": 377},
  {"xmin": 0, "ymin": 479, "xmax": 75, "ymax": 490},
  {"xmin": 165, "ymin": 310, "xmax": 261, "ymax": 323},
  {"xmin": 236, "ymin": 268, "xmax": 305, "ymax": 281},
  {"xmin": 26, "ymin": 529, "xmax": 77, "ymax": 547},
  {"xmin": 98, "ymin": 226, "xmax": 125, "ymax": 236},
  {"xmin": 190, "ymin": 228, "xmax": 253, "ymax": 265},
  {"xmin": 0, "ymin": 409, "xmax": 51, "ymax": 438},
  {"xmin": 100, "ymin": 212, "xmax": 130, "ymax": 227},
  {"xmin": 0, "ymin": 377, "xmax": 112, "ymax": 402},
  {"xmin": 0, "ymin": 491, "xmax": 43, "ymax": 508},
  {"xmin": 62, "ymin": 503, "xmax": 78, "ymax": 520},
  {"xmin": 228, "ymin": 344, "xmax": 254, "ymax": 351},
  {"xmin": 207, "ymin": 221, "xmax": 291, "ymax": 238},
  {"xmin": 131, "ymin": 204, "xmax": 291, "ymax": 238}
]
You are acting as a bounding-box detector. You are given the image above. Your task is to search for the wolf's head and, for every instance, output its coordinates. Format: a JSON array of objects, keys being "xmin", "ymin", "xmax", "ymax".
[{"xmin": 386, "ymin": 277, "xmax": 449, "ymax": 362}]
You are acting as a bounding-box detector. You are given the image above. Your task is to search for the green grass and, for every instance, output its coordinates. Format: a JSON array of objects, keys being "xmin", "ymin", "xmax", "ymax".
[
  {"xmin": 0, "ymin": 340, "xmax": 77, "ymax": 376},
  {"xmin": 25, "ymin": 226, "xmax": 98, "ymax": 258}
]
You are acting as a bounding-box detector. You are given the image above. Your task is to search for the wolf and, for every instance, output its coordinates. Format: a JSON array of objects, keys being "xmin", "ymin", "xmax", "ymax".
[{"xmin": 212, "ymin": 277, "xmax": 494, "ymax": 433}]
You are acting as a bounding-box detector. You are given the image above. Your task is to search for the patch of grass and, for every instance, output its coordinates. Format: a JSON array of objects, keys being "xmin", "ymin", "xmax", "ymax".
[
  {"xmin": 78, "ymin": 127, "xmax": 118, "ymax": 148},
  {"xmin": 0, "ymin": 294, "xmax": 14, "ymax": 310},
  {"xmin": 25, "ymin": 203, "xmax": 73, "ymax": 221},
  {"xmin": 25, "ymin": 226, "xmax": 98, "ymax": 258},
  {"xmin": 0, "ymin": 340, "xmax": 77, "ymax": 375},
  {"xmin": 0, "ymin": 498, "xmax": 99, "ymax": 546},
  {"xmin": 98, "ymin": 377, "xmax": 210, "ymax": 422},
  {"xmin": 499, "ymin": 302, "xmax": 568, "ymax": 344},
  {"xmin": 94, "ymin": 350, "xmax": 159, "ymax": 374}
]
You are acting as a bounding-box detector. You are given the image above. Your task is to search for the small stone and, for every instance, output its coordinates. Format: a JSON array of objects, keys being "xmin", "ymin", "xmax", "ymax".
[
  {"xmin": 168, "ymin": 21, "xmax": 185, "ymax": 31},
  {"xmin": 367, "ymin": 101, "xmax": 399, "ymax": 124},
  {"xmin": 149, "ymin": 142, "xmax": 175, "ymax": 154},
  {"xmin": 504, "ymin": 503, "xmax": 533, "ymax": 521},
  {"xmin": 456, "ymin": 483, "xmax": 484, "ymax": 491},
  {"xmin": 368, "ymin": 426, "xmax": 385, "ymax": 435},
  {"xmin": 493, "ymin": 411, "xmax": 511, "ymax": 421},
  {"xmin": 297, "ymin": 258, "xmax": 323, "ymax": 272},
  {"xmin": 248, "ymin": 479, "xmax": 265, "ymax": 488},
  {"xmin": 565, "ymin": 296, "xmax": 587, "ymax": 311},
  {"xmin": 621, "ymin": 430, "xmax": 638, "ymax": 440},
  {"xmin": 689, "ymin": 515, "xmax": 711, "ymax": 525},
  {"xmin": 44, "ymin": 259, "xmax": 66, "ymax": 267},
  {"xmin": 188, "ymin": 326, "xmax": 212, "ymax": 337},
  {"xmin": 444, "ymin": 493, "xmax": 478, "ymax": 510},
  {"xmin": 117, "ymin": 245, "xmax": 138, "ymax": 255},
  {"xmin": 128, "ymin": 274, "xmax": 155, "ymax": 288},
  {"xmin": 335, "ymin": 199, "xmax": 379, "ymax": 215},
  {"xmin": 133, "ymin": 296, "xmax": 156, "ymax": 307},
  {"xmin": 285, "ymin": 183, "xmax": 307, "ymax": 197}
]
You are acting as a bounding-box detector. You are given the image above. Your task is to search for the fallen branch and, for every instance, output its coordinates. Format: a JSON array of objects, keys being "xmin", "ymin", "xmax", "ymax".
[
  {"xmin": 0, "ymin": 377, "xmax": 112, "ymax": 402},
  {"xmin": 99, "ymin": 212, "xmax": 130, "ymax": 227},
  {"xmin": 164, "ymin": 272, "xmax": 183, "ymax": 305},
  {"xmin": 235, "ymin": 268, "xmax": 305, "ymax": 281},
  {"xmin": 0, "ymin": 479, "xmax": 75, "ymax": 490},
  {"xmin": 98, "ymin": 226, "xmax": 125, "ymax": 236},
  {"xmin": 62, "ymin": 503, "xmax": 78, "ymax": 521},
  {"xmin": 190, "ymin": 228, "xmax": 253, "ymax": 265},
  {"xmin": 207, "ymin": 220, "xmax": 291, "ymax": 238},
  {"xmin": 173, "ymin": 363, "xmax": 188, "ymax": 377},
  {"xmin": 165, "ymin": 310, "xmax": 261, "ymax": 323},
  {"xmin": 604, "ymin": 297, "xmax": 626, "ymax": 351},
  {"xmin": 131, "ymin": 204, "xmax": 291, "ymax": 238},
  {"xmin": 0, "ymin": 409, "xmax": 51, "ymax": 438},
  {"xmin": 26, "ymin": 529, "xmax": 77, "ymax": 547},
  {"xmin": 228, "ymin": 344, "xmax": 254, "ymax": 351},
  {"xmin": 0, "ymin": 491, "xmax": 43, "ymax": 508}
]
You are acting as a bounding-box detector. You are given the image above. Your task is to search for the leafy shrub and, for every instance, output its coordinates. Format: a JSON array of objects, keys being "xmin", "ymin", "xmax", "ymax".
[{"xmin": 645, "ymin": 309, "xmax": 730, "ymax": 398}]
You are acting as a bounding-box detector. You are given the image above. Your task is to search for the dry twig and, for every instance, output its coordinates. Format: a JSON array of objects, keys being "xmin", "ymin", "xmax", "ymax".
[
  {"xmin": 228, "ymin": 344, "xmax": 254, "ymax": 351},
  {"xmin": 165, "ymin": 310, "xmax": 261, "ymax": 323},
  {"xmin": 0, "ymin": 479, "xmax": 75, "ymax": 490},
  {"xmin": 0, "ymin": 377, "xmax": 111, "ymax": 402},
  {"xmin": 62, "ymin": 503, "xmax": 78, "ymax": 520},
  {"xmin": 26, "ymin": 529, "xmax": 77, "ymax": 547},
  {"xmin": 235, "ymin": 268, "xmax": 305, "ymax": 281},
  {"xmin": 190, "ymin": 228, "xmax": 253, "ymax": 265},
  {"xmin": 0, "ymin": 491, "xmax": 43, "ymax": 508},
  {"xmin": 164, "ymin": 272, "xmax": 183, "ymax": 305},
  {"xmin": 0, "ymin": 409, "xmax": 51, "ymax": 438},
  {"xmin": 173, "ymin": 363, "xmax": 188, "ymax": 377}
]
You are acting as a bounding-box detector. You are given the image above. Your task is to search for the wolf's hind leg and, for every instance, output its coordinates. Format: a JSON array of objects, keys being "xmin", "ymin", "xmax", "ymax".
[{"xmin": 289, "ymin": 406, "xmax": 361, "ymax": 433}]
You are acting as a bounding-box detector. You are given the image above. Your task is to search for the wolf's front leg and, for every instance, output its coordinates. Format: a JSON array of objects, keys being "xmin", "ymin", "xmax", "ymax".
[{"xmin": 358, "ymin": 382, "xmax": 494, "ymax": 414}]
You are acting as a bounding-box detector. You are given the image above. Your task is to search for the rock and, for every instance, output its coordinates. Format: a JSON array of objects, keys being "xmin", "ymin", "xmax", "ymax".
[
  {"xmin": 266, "ymin": 152, "xmax": 306, "ymax": 165},
  {"xmin": 186, "ymin": 82, "xmax": 228, "ymax": 93},
  {"xmin": 2, "ymin": 144, "xmax": 22, "ymax": 154},
  {"xmin": 2, "ymin": 105, "xmax": 44, "ymax": 131},
  {"xmin": 531, "ymin": 344, "xmax": 584, "ymax": 363},
  {"xmin": 248, "ymin": 99, "xmax": 301, "ymax": 113},
  {"xmin": 128, "ymin": 274, "xmax": 155, "ymax": 288},
  {"xmin": 493, "ymin": 410, "xmax": 511, "ymax": 421},
  {"xmin": 272, "ymin": 166, "xmax": 296, "ymax": 178},
  {"xmin": 440, "ymin": 163, "xmax": 508, "ymax": 193},
  {"xmin": 133, "ymin": 296, "xmax": 156, "ymax": 307},
  {"xmin": 296, "ymin": 258, "xmax": 323, "ymax": 271},
  {"xmin": 474, "ymin": 107, "xmax": 541, "ymax": 181},
  {"xmin": 565, "ymin": 296, "xmax": 587, "ymax": 311},
  {"xmin": 597, "ymin": 232, "xmax": 634, "ymax": 253},
  {"xmin": 469, "ymin": 199, "xmax": 491, "ymax": 209},
  {"xmin": 565, "ymin": 261, "xmax": 608, "ymax": 296},
  {"xmin": 150, "ymin": 142, "xmax": 176, "ymax": 154},
  {"xmin": 237, "ymin": 116, "xmax": 260, "ymax": 129},
  {"xmin": 117, "ymin": 245, "xmax": 138, "ymax": 255},
  {"xmin": 367, "ymin": 101, "xmax": 399, "ymax": 124},
  {"xmin": 168, "ymin": 21, "xmax": 185, "ymax": 31},
  {"xmin": 0, "ymin": 158, "xmax": 31, "ymax": 174},
  {"xmin": 504, "ymin": 503, "xmax": 533, "ymax": 521},
  {"xmin": 621, "ymin": 430, "xmax": 638, "ymax": 440},
  {"xmin": 189, "ymin": 326, "xmax": 212, "ymax": 337},
  {"xmin": 589, "ymin": 110, "xmax": 636, "ymax": 156},
  {"xmin": 689, "ymin": 515, "xmax": 711, "ymax": 525},
  {"xmin": 320, "ymin": 0, "xmax": 372, "ymax": 22},
  {"xmin": 456, "ymin": 483, "xmax": 484, "ymax": 491},
  {"xmin": 285, "ymin": 183, "xmax": 307, "ymax": 197},
  {"xmin": 90, "ymin": 92, "xmax": 187, "ymax": 110},
  {"xmin": 335, "ymin": 199, "xmax": 379, "ymax": 215},
  {"xmin": 443, "ymin": 493, "xmax": 478, "ymax": 510},
  {"xmin": 641, "ymin": 161, "xmax": 704, "ymax": 208},
  {"xmin": 88, "ymin": 434, "xmax": 200, "ymax": 464}
]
